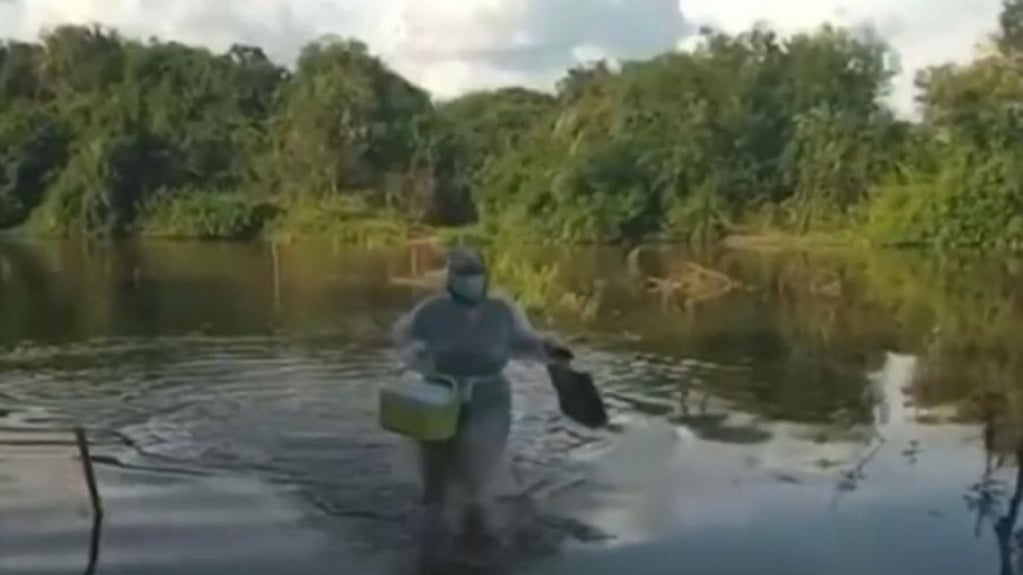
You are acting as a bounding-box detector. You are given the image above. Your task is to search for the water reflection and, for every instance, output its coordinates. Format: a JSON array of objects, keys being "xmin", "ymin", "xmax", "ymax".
[
  {"xmin": 830, "ymin": 353, "xmax": 915, "ymax": 508},
  {"xmin": 2, "ymin": 239, "xmax": 1023, "ymax": 574},
  {"xmin": 964, "ymin": 391, "xmax": 1023, "ymax": 575}
]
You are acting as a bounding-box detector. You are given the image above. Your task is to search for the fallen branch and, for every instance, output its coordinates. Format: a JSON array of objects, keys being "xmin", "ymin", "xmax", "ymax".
[
  {"xmin": 680, "ymin": 261, "xmax": 737, "ymax": 288},
  {"xmin": 389, "ymin": 268, "xmax": 446, "ymax": 288},
  {"xmin": 645, "ymin": 260, "xmax": 740, "ymax": 307}
]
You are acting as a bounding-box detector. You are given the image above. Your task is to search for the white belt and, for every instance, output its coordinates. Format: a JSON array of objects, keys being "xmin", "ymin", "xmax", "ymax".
[{"xmin": 428, "ymin": 373, "xmax": 498, "ymax": 404}]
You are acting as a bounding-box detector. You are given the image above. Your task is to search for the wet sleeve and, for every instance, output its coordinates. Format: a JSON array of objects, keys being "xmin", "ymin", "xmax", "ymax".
[{"xmin": 505, "ymin": 299, "xmax": 554, "ymax": 364}]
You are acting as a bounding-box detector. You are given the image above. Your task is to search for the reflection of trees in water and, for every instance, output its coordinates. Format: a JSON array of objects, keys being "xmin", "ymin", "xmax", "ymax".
[
  {"xmin": 635, "ymin": 251, "xmax": 925, "ymax": 428},
  {"xmin": 911, "ymin": 352, "xmax": 1023, "ymax": 426},
  {"xmin": 830, "ymin": 433, "xmax": 885, "ymax": 509},
  {"xmin": 0, "ymin": 240, "xmax": 423, "ymax": 343},
  {"xmin": 968, "ymin": 395, "xmax": 1023, "ymax": 575},
  {"xmin": 873, "ymin": 250, "xmax": 1023, "ymax": 427},
  {"xmin": 672, "ymin": 379, "xmax": 773, "ymax": 444},
  {"xmin": 7, "ymin": 239, "xmax": 1023, "ymax": 440},
  {"xmin": 0, "ymin": 241, "xmax": 69, "ymax": 342},
  {"xmin": 996, "ymin": 451, "xmax": 1023, "ymax": 575},
  {"xmin": 0, "ymin": 240, "xmax": 173, "ymax": 341},
  {"xmin": 827, "ymin": 368, "xmax": 897, "ymax": 509}
]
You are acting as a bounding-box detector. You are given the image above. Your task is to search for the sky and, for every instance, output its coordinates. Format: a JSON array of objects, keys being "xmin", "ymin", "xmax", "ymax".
[{"xmin": 0, "ymin": 0, "xmax": 1007, "ymax": 116}]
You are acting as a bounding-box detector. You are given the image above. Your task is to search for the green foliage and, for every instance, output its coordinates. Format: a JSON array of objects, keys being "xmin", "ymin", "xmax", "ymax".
[
  {"xmin": 140, "ymin": 189, "xmax": 278, "ymax": 240},
  {"xmin": 0, "ymin": 7, "xmax": 1022, "ymax": 248},
  {"xmin": 867, "ymin": 150, "xmax": 1023, "ymax": 249},
  {"xmin": 265, "ymin": 40, "xmax": 430, "ymax": 200},
  {"xmin": 266, "ymin": 195, "xmax": 413, "ymax": 246},
  {"xmin": 438, "ymin": 88, "xmax": 557, "ymax": 190},
  {"xmin": 0, "ymin": 103, "xmax": 69, "ymax": 226},
  {"xmin": 487, "ymin": 249, "xmax": 563, "ymax": 313},
  {"xmin": 474, "ymin": 25, "xmax": 897, "ymax": 243},
  {"xmin": 664, "ymin": 182, "xmax": 731, "ymax": 245},
  {"xmin": 998, "ymin": 0, "xmax": 1023, "ymax": 56},
  {"xmin": 865, "ymin": 0, "xmax": 1023, "ymax": 250},
  {"xmin": 25, "ymin": 128, "xmax": 158, "ymax": 236}
]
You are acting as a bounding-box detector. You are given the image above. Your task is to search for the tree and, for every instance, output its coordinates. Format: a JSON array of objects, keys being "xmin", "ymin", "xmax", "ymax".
[
  {"xmin": 998, "ymin": 0, "xmax": 1023, "ymax": 56},
  {"xmin": 0, "ymin": 14, "xmax": 1020, "ymax": 247},
  {"xmin": 266, "ymin": 39, "xmax": 431, "ymax": 201}
]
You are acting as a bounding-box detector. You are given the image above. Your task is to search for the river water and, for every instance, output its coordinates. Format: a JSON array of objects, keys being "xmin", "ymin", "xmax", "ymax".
[{"xmin": 1, "ymin": 239, "xmax": 1022, "ymax": 575}]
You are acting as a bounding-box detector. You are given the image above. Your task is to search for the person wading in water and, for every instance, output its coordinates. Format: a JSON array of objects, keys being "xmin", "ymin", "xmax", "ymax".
[{"xmin": 391, "ymin": 247, "xmax": 570, "ymax": 562}]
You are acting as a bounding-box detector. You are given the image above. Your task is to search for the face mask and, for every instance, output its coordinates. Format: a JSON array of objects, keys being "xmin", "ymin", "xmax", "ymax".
[{"xmin": 448, "ymin": 274, "xmax": 487, "ymax": 304}]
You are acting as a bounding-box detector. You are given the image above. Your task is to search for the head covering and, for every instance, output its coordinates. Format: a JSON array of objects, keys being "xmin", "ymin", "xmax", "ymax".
[
  {"xmin": 446, "ymin": 247, "xmax": 487, "ymax": 277},
  {"xmin": 445, "ymin": 247, "xmax": 488, "ymax": 305}
]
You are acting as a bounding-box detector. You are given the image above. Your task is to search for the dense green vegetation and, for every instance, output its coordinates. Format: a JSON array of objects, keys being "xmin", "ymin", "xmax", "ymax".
[{"xmin": 1, "ymin": 2, "xmax": 1023, "ymax": 247}]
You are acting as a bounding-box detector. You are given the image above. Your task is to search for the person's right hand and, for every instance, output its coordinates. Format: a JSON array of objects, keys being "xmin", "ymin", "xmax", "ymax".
[
  {"xmin": 410, "ymin": 340, "xmax": 429, "ymax": 358},
  {"xmin": 403, "ymin": 340, "xmax": 435, "ymax": 372}
]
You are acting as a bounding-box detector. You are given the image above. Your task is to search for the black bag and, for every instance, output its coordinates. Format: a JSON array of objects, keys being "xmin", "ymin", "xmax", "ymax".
[{"xmin": 547, "ymin": 362, "xmax": 608, "ymax": 429}]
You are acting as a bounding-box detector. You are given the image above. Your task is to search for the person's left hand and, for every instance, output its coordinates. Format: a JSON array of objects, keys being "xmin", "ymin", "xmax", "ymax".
[{"xmin": 542, "ymin": 336, "xmax": 573, "ymax": 363}]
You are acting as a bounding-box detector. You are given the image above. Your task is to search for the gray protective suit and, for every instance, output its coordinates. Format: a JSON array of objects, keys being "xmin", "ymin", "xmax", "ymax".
[{"xmin": 391, "ymin": 248, "xmax": 554, "ymax": 543}]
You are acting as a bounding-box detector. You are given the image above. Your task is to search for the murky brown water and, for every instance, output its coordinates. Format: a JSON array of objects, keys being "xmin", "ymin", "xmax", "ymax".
[{"xmin": 1, "ymin": 239, "xmax": 1023, "ymax": 575}]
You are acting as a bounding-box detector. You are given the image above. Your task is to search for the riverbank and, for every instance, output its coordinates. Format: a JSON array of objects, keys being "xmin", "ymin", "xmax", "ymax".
[
  {"xmin": 2, "ymin": 201, "xmax": 876, "ymax": 254},
  {"xmin": 0, "ymin": 217, "xmax": 943, "ymax": 255}
]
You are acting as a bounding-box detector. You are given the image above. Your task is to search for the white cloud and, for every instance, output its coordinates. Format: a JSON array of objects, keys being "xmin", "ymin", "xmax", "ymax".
[
  {"xmin": 0, "ymin": 0, "xmax": 1007, "ymax": 114},
  {"xmin": 379, "ymin": 0, "xmax": 691, "ymax": 98}
]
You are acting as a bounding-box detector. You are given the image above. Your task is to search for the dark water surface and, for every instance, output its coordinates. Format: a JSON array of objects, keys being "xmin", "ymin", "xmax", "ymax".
[{"xmin": 2, "ymin": 239, "xmax": 1023, "ymax": 575}]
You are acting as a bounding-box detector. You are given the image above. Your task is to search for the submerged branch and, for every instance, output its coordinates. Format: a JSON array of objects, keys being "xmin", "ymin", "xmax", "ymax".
[{"xmin": 646, "ymin": 261, "xmax": 740, "ymax": 308}]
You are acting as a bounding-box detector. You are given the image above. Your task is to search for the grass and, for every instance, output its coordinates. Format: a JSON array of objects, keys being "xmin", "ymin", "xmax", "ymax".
[{"xmin": 722, "ymin": 230, "xmax": 867, "ymax": 252}]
